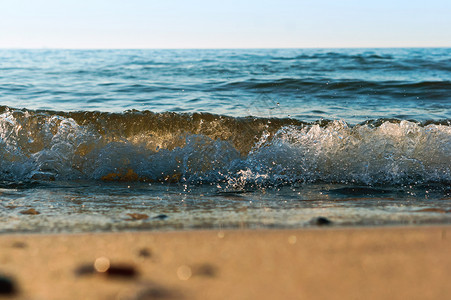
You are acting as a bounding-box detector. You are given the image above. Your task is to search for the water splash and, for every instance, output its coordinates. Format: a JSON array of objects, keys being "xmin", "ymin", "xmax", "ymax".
[{"xmin": 0, "ymin": 106, "xmax": 449, "ymax": 186}]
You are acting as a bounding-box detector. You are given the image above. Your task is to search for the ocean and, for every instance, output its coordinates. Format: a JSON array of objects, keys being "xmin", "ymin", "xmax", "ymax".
[{"xmin": 0, "ymin": 48, "xmax": 450, "ymax": 233}]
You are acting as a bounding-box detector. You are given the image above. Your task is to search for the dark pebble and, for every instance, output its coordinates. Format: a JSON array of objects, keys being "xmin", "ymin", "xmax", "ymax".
[
  {"xmin": 138, "ymin": 248, "xmax": 152, "ymax": 258},
  {"xmin": 193, "ymin": 264, "xmax": 217, "ymax": 278},
  {"xmin": 106, "ymin": 264, "xmax": 138, "ymax": 278},
  {"xmin": 154, "ymin": 214, "xmax": 168, "ymax": 220},
  {"xmin": 0, "ymin": 275, "xmax": 16, "ymax": 295},
  {"xmin": 313, "ymin": 217, "xmax": 332, "ymax": 226},
  {"xmin": 75, "ymin": 263, "xmax": 138, "ymax": 278},
  {"xmin": 20, "ymin": 208, "xmax": 40, "ymax": 215},
  {"xmin": 11, "ymin": 241, "xmax": 27, "ymax": 248}
]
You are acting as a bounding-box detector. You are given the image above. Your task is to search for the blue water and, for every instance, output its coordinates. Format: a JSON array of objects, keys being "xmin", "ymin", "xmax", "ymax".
[
  {"xmin": 0, "ymin": 48, "xmax": 450, "ymax": 233},
  {"xmin": 1, "ymin": 48, "xmax": 450, "ymax": 122}
]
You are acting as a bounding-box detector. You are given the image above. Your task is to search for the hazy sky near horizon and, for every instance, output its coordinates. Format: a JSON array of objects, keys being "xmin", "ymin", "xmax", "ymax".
[{"xmin": 1, "ymin": 0, "xmax": 450, "ymax": 49}]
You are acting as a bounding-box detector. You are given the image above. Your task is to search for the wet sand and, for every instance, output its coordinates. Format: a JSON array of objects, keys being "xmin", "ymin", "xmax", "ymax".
[{"xmin": 0, "ymin": 226, "xmax": 450, "ymax": 299}]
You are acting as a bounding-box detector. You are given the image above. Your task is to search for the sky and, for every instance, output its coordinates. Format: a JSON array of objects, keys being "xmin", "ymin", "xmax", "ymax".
[{"xmin": 0, "ymin": 0, "xmax": 450, "ymax": 49}]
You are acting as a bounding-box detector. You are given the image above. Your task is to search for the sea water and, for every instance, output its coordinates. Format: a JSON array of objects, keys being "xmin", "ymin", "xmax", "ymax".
[{"xmin": 0, "ymin": 48, "xmax": 450, "ymax": 233}]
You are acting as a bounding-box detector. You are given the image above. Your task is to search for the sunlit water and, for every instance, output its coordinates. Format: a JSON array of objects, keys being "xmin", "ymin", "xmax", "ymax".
[{"xmin": 0, "ymin": 48, "xmax": 450, "ymax": 233}]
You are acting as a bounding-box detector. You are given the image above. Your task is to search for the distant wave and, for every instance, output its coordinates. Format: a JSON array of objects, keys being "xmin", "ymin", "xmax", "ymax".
[
  {"xmin": 216, "ymin": 78, "xmax": 451, "ymax": 100},
  {"xmin": 1, "ymin": 106, "xmax": 449, "ymax": 186},
  {"xmin": 241, "ymin": 51, "xmax": 451, "ymax": 71},
  {"xmin": 221, "ymin": 78, "xmax": 451, "ymax": 90},
  {"xmin": 271, "ymin": 52, "xmax": 395, "ymax": 61}
]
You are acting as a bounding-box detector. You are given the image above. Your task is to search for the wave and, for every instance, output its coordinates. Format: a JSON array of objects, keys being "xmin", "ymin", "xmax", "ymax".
[
  {"xmin": 215, "ymin": 78, "xmax": 451, "ymax": 97},
  {"xmin": 0, "ymin": 106, "xmax": 450, "ymax": 186},
  {"xmin": 271, "ymin": 52, "xmax": 395, "ymax": 61}
]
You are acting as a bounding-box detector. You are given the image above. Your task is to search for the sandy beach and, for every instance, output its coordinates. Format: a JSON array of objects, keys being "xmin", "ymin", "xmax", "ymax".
[{"xmin": 0, "ymin": 226, "xmax": 449, "ymax": 299}]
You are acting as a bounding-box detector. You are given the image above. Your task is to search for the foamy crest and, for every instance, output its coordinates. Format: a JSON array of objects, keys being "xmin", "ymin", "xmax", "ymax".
[{"xmin": 244, "ymin": 120, "xmax": 450, "ymax": 185}]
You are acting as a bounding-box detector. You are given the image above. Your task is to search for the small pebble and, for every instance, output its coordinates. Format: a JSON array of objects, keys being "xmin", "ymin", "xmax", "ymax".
[
  {"xmin": 138, "ymin": 248, "xmax": 152, "ymax": 258},
  {"xmin": 193, "ymin": 263, "xmax": 217, "ymax": 278},
  {"xmin": 154, "ymin": 214, "xmax": 168, "ymax": 220},
  {"xmin": 106, "ymin": 264, "xmax": 138, "ymax": 278},
  {"xmin": 126, "ymin": 213, "xmax": 149, "ymax": 221},
  {"xmin": 12, "ymin": 241, "xmax": 27, "ymax": 248},
  {"xmin": 0, "ymin": 275, "xmax": 16, "ymax": 295},
  {"xmin": 75, "ymin": 260, "xmax": 138, "ymax": 278},
  {"xmin": 313, "ymin": 216, "xmax": 332, "ymax": 226},
  {"xmin": 20, "ymin": 208, "xmax": 40, "ymax": 215}
]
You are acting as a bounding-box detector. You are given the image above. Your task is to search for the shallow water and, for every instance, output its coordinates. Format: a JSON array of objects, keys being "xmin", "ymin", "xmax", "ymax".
[
  {"xmin": 0, "ymin": 48, "xmax": 450, "ymax": 233},
  {"xmin": 1, "ymin": 181, "xmax": 450, "ymax": 233}
]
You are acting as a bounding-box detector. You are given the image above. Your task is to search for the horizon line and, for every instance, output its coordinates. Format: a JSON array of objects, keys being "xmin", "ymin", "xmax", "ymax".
[{"xmin": 1, "ymin": 46, "xmax": 450, "ymax": 50}]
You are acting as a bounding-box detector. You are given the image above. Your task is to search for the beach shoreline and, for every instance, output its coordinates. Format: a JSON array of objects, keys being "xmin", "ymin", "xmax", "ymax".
[{"xmin": 0, "ymin": 225, "xmax": 450, "ymax": 299}]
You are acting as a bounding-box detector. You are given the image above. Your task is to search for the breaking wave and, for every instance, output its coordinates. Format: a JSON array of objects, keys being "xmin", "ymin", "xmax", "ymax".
[{"xmin": 0, "ymin": 106, "xmax": 450, "ymax": 186}]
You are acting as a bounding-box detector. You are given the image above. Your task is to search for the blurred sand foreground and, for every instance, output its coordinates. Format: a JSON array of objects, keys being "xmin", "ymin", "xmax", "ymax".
[{"xmin": 0, "ymin": 226, "xmax": 450, "ymax": 299}]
